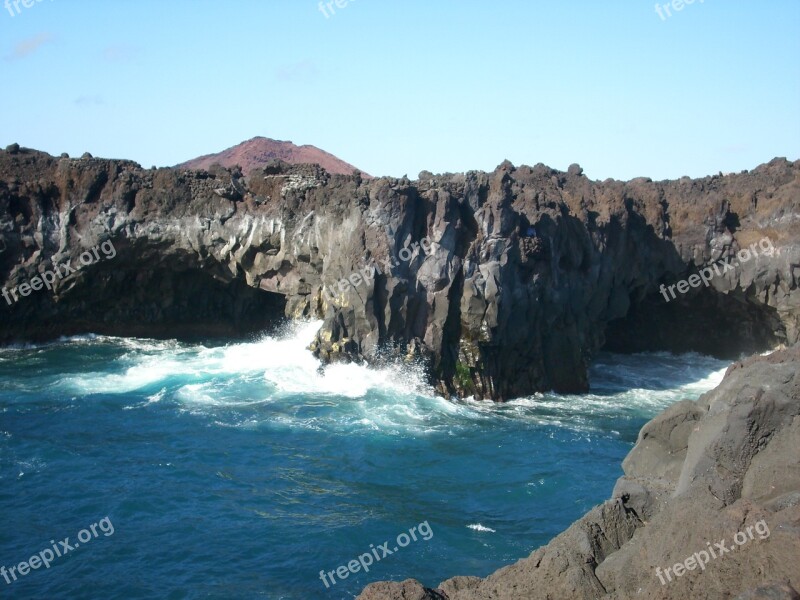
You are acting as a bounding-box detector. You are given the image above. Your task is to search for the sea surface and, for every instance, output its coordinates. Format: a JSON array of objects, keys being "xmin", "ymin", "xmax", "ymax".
[{"xmin": 0, "ymin": 321, "xmax": 729, "ymax": 599}]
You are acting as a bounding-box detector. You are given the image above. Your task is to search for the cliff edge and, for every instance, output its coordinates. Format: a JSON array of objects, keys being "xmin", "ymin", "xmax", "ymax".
[{"xmin": 1, "ymin": 145, "xmax": 798, "ymax": 400}]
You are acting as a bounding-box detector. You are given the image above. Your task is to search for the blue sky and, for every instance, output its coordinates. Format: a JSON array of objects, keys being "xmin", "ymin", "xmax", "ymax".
[{"xmin": 0, "ymin": 0, "xmax": 798, "ymax": 180}]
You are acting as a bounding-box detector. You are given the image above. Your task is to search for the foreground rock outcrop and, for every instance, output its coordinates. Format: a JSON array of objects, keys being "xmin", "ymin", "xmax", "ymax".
[
  {"xmin": 358, "ymin": 347, "xmax": 800, "ymax": 599},
  {"xmin": 0, "ymin": 145, "xmax": 798, "ymax": 399}
]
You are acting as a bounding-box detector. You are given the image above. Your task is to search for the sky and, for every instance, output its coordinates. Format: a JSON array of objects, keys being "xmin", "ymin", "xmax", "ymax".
[{"xmin": 0, "ymin": 0, "xmax": 798, "ymax": 181}]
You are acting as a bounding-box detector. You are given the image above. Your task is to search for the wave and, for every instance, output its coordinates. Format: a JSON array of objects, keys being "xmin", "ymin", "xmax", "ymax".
[{"xmin": 0, "ymin": 321, "xmax": 735, "ymax": 435}]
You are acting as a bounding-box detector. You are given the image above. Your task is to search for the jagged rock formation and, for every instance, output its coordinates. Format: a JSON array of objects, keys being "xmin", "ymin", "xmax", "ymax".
[
  {"xmin": 358, "ymin": 347, "xmax": 800, "ymax": 600},
  {"xmin": 0, "ymin": 145, "xmax": 798, "ymax": 399},
  {"xmin": 175, "ymin": 136, "xmax": 368, "ymax": 177}
]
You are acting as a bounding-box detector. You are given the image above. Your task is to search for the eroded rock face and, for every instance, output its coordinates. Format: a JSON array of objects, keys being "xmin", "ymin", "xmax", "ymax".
[
  {"xmin": 358, "ymin": 580, "xmax": 447, "ymax": 600},
  {"xmin": 357, "ymin": 347, "xmax": 800, "ymax": 599},
  {"xmin": 1, "ymin": 147, "xmax": 798, "ymax": 398}
]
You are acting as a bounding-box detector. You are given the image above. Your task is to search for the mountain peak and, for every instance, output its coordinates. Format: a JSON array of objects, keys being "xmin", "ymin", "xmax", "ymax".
[{"xmin": 177, "ymin": 137, "xmax": 368, "ymax": 176}]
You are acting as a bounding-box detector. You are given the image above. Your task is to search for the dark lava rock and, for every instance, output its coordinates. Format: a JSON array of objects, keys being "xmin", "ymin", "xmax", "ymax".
[
  {"xmin": 0, "ymin": 148, "xmax": 798, "ymax": 399},
  {"xmin": 358, "ymin": 580, "xmax": 447, "ymax": 600}
]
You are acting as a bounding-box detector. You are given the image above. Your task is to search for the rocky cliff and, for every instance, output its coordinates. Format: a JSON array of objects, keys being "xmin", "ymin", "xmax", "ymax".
[
  {"xmin": 0, "ymin": 144, "xmax": 798, "ymax": 399},
  {"xmin": 358, "ymin": 346, "xmax": 800, "ymax": 600}
]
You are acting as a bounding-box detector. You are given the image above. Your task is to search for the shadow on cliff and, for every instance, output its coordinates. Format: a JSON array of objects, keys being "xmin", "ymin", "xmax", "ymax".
[
  {"xmin": 603, "ymin": 285, "xmax": 783, "ymax": 359},
  {"xmin": 0, "ymin": 238, "xmax": 287, "ymax": 344},
  {"xmin": 600, "ymin": 215, "xmax": 783, "ymax": 361}
]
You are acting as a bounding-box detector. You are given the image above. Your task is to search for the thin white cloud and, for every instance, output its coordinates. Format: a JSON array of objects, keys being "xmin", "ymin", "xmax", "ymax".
[
  {"xmin": 103, "ymin": 45, "xmax": 139, "ymax": 62},
  {"xmin": 275, "ymin": 59, "xmax": 319, "ymax": 83},
  {"xmin": 6, "ymin": 32, "xmax": 54, "ymax": 60},
  {"xmin": 75, "ymin": 95, "xmax": 105, "ymax": 107}
]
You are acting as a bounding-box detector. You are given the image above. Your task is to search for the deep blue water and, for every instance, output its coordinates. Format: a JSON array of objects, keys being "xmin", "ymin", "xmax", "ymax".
[{"xmin": 0, "ymin": 321, "xmax": 728, "ymax": 599}]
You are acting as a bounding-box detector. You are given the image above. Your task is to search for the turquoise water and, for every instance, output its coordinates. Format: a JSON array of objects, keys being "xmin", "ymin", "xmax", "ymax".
[{"xmin": 0, "ymin": 322, "xmax": 728, "ymax": 599}]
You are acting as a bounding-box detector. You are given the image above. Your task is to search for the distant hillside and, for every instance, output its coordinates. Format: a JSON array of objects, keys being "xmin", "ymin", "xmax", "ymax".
[{"xmin": 176, "ymin": 137, "xmax": 368, "ymax": 176}]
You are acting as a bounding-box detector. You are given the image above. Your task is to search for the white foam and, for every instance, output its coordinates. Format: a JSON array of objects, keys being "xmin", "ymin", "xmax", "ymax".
[
  {"xmin": 146, "ymin": 388, "xmax": 168, "ymax": 405},
  {"xmin": 58, "ymin": 321, "xmax": 325, "ymax": 395},
  {"xmin": 467, "ymin": 524, "xmax": 496, "ymax": 533},
  {"xmin": 175, "ymin": 383, "xmax": 221, "ymax": 406},
  {"xmin": 14, "ymin": 321, "xmax": 734, "ymax": 437}
]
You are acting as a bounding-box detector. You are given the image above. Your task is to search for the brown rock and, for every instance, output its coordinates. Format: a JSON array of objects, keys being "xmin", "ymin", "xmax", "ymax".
[
  {"xmin": 357, "ymin": 579, "xmax": 447, "ymax": 600},
  {"xmin": 176, "ymin": 136, "xmax": 368, "ymax": 177}
]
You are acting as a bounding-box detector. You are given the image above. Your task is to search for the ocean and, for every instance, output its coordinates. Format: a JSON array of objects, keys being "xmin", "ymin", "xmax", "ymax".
[{"xmin": 0, "ymin": 321, "xmax": 729, "ymax": 599}]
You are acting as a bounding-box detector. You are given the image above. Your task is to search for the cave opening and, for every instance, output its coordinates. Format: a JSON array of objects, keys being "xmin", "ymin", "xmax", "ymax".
[
  {"xmin": 0, "ymin": 254, "xmax": 288, "ymax": 345},
  {"xmin": 602, "ymin": 286, "xmax": 783, "ymax": 360}
]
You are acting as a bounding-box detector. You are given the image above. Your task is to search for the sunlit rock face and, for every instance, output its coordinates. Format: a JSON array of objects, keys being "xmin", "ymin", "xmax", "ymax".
[{"xmin": 1, "ymin": 146, "xmax": 797, "ymax": 399}]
